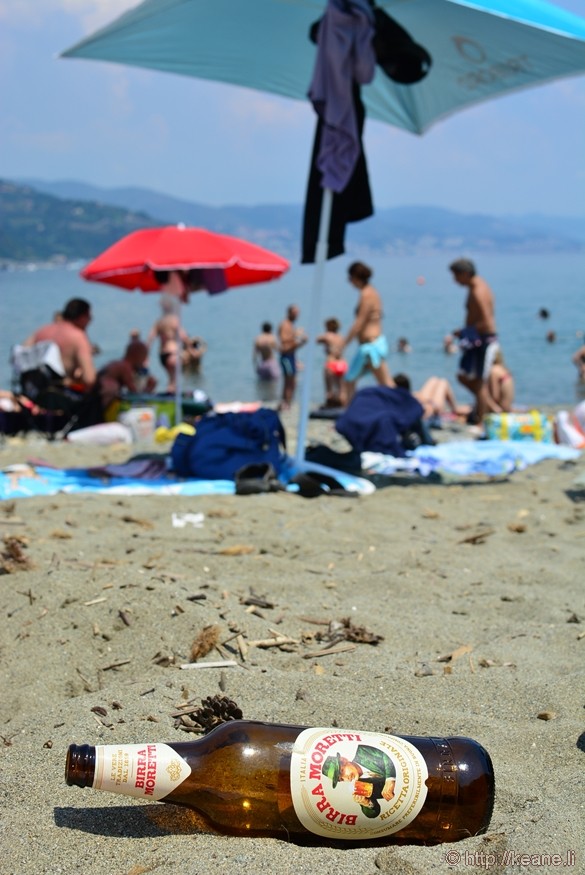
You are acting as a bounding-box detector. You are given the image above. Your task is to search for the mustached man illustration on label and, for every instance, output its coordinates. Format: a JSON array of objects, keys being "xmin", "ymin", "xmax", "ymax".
[
  {"xmin": 290, "ymin": 728, "xmax": 428, "ymax": 839},
  {"xmin": 321, "ymin": 744, "xmax": 396, "ymax": 818}
]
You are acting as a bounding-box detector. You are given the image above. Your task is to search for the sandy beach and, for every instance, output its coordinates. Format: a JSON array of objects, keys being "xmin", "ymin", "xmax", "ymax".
[{"xmin": 1, "ymin": 406, "xmax": 583, "ymax": 875}]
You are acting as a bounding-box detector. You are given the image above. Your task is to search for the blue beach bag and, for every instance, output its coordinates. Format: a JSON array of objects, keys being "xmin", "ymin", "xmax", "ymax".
[{"xmin": 170, "ymin": 408, "xmax": 287, "ymax": 480}]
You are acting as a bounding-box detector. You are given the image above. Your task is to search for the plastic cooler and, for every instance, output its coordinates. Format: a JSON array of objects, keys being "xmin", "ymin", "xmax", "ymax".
[{"xmin": 106, "ymin": 394, "xmax": 211, "ymax": 428}]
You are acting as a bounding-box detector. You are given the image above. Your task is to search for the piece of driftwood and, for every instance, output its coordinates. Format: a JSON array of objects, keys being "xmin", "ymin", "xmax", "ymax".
[
  {"xmin": 247, "ymin": 635, "xmax": 299, "ymax": 649},
  {"xmin": 179, "ymin": 660, "xmax": 238, "ymax": 670},
  {"xmin": 302, "ymin": 643, "xmax": 356, "ymax": 659}
]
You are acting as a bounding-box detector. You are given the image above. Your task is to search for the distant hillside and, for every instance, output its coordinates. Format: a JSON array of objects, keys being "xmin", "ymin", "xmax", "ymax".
[
  {"xmin": 348, "ymin": 206, "xmax": 585, "ymax": 255},
  {"xmin": 0, "ymin": 180, "xmax": 159, "ymax": 264},
  {"xmin": 18, "ymin": 178, "xmax": 301, "ymax": 258},
  {"xmin": 4, "ymin": 177, "xmax": 584, "ymax": 265}
]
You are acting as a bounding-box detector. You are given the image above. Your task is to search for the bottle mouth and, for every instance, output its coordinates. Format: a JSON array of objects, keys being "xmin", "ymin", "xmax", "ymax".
[{"xmin": 65, "ymin": 744, "xmax": 94, "ymax": 788}]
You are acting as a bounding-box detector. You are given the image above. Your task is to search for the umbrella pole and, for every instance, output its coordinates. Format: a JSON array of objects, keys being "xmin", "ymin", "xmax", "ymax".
[
  {"xmin": 174, "ymin": 301, "xmax": 182, "ymax": 427},
  {"xmin": 294, "ymin": 186, "xmax": 333, "ymax": 468}
]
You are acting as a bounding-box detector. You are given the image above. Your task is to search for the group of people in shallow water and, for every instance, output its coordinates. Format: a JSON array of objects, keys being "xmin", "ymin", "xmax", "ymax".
[
  {"xmin": 9, "ymin": 259, "xmax": 582, "ymax": 434},
  {"xmin": 254, "ymin": 259, "xmax": 517, "ymax": 426}
]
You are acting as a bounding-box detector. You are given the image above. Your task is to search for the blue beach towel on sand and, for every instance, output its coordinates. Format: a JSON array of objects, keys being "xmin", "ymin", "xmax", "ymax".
[
  {"xmin": 0, "ymin": 456, "xmax": 375, "ymax": 501},
  {"xmin": 362, "ymin": 440, "xmax": 580, "ymax": 478},
  {"xmin": 1, "ymin": 441, "xmax": 578, "ymax": 500}
]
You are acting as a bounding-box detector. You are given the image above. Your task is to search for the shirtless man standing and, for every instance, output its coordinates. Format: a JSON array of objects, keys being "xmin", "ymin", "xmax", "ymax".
[
  {"xmin": 278, "ymin": 305, "xmax": 307, "ymax": 410},
  {"xmin": 449, "ymin": 258, "xmax": 498, "ymax": 424},
  {"xmin": 338, "ymin": 261, "xmax": 394, "ymax": 403},
  {"xmin": 25, "ymin": 298, "xmax": 96, "ymax": 391}
]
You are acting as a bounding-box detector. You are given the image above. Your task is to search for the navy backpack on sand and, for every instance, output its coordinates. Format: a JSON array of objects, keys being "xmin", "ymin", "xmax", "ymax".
[{"xmin": 171, "ymin": 408, "xmax": 287, "ymax": 481}]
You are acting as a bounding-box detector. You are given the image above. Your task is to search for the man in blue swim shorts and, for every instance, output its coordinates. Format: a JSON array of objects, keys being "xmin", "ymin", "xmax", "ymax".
[
  {"xmin": 449, "ymin": 258, "xmax": 499, "ymax": 425},
  {"xmin": 278, "ymin": 305, "xmax": 307, "ymax": 410},
  {"xmin": 338, "ymin": 262, "xmax": 394, "ymax": 403}
]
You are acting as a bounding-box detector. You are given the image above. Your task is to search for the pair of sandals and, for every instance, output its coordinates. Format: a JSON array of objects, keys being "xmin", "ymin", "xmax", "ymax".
[
  {"xmin": 234, "ymin": 463, "xmax": 357, "ymax": 498},
  {"xmin": 234, "ymin": 463, "xmax": 286, "ymax": 495}
]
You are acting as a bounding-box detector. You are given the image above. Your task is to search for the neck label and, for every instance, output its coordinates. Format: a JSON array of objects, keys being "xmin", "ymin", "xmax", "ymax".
[
  {"xmin": 93, "ymin": 743, "xmax": 191, "ymax": 801},
  {"xmin": 290, "ymin": 728, "xmax": 428, "ymax": 840}
]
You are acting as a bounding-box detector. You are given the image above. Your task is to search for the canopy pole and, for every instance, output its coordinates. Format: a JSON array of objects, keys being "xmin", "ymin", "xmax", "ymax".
[{"xmin": 294, "ymin": 186, "xmax": 333, "ymax": 468}]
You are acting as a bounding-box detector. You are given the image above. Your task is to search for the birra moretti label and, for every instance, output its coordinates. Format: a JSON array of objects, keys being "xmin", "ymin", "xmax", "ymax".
[
  {"xmin": 290, "ymin": 728, "xmax": 429, "ymax": 839},
  {"xmin": 93, "ymin": 743, "xmax": 191, "ymax": 801}
]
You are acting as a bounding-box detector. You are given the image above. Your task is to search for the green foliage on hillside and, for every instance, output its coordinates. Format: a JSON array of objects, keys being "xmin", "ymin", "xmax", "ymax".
[
  {"xmin": 0, "ymin": 180, "xmax": 159, "ymax": 263},
  {"xmin": 2, "ymin": 178, "xmax": 583, "ymax": 264}
]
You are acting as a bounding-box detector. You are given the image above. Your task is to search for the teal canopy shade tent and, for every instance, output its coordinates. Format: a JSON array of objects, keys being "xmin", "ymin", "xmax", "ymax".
[
  {"xmin": 62, "ymin": 0, "xmax": 585, "ymax": 136},
  {"xmin": 62, "ymin": 0, "xmax": 585, "ymax": 465}
]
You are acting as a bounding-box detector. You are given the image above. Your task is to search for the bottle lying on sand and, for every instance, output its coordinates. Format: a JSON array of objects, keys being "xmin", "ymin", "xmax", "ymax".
[{"xmin": 65, "ymin": 721, "xmax": 494, "ymax": 844}]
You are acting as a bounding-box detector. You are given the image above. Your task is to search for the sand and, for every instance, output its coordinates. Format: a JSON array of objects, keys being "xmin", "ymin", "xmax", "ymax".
[{"xmin": 0, "ymin": 407, "xmax": 584, "ymax": 875}]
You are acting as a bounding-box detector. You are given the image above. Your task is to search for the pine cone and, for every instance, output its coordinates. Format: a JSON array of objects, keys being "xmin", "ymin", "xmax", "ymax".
[{"xmin": 173, "ymin": 694, "xmax": 243, "ymax": 734}]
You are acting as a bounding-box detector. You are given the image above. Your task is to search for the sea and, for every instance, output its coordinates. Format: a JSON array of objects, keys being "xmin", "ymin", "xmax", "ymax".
[{"xmin": 1, "ymin": 252, "xmax": 584, "ymax": 411}]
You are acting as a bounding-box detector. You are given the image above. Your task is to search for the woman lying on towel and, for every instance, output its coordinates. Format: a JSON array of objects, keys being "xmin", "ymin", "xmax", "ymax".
[{"xmin": 393, "ymin": 374, "xmax": 470, "ymax": 424}]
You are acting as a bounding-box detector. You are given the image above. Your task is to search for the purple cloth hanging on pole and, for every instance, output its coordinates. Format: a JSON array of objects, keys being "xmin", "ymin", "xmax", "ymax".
[
  {"xmin": 308, "ymin": 0, "xmax": 375, "ymax": 193},
  {"xmin": 302, "ymin": 0, "xmax": 376, "ymax": 263}
]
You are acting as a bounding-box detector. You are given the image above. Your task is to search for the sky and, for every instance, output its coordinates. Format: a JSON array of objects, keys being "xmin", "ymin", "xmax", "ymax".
[{"xmin": 1, "ymin": 0, "xmax": 584, "ymax": 217}]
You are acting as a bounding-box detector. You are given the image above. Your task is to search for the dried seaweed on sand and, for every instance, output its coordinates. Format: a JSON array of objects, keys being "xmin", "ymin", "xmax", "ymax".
[
  {"xmin": 1, "ymin": 535, "xmax": 32, "ymax": 574},
  {"xmin": 190, "ymin": 624, "xmax": 221, "ymax": 662}
]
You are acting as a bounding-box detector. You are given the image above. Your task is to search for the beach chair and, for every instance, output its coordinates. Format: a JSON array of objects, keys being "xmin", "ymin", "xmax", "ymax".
[
  {"xmin": 9, "ymin": 342, "xmax": 101, "ymax": 438},
  {"xmin": 11, "ymin": 341, "xmax": 65, "ymax": 397}
]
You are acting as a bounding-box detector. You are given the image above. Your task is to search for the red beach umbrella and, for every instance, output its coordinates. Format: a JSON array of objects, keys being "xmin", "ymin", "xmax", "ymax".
[
  {"xmin": 80, "ymin": 224, "xmax": 290, "ymax": 293},
  {"xmin": 80, "ymin": 225, "xmax": 290, "ymax": 423}
]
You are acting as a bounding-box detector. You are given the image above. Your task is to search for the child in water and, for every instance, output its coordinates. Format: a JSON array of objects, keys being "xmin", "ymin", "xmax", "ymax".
[{"xmin": 317, "ymin": 318, "xmax": 348, "ymax": 408}]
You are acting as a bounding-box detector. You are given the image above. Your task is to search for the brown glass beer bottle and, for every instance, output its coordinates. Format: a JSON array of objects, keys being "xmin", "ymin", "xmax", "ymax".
[{"xmin": 66, "ymin": 721, "xmax": 494, "ymax": 844}]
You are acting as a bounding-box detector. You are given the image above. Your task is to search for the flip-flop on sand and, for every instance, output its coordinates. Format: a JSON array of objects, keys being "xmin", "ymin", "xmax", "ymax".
[{"xmin": 287, "ymin": 471, "xmax": 360, "ymax": 498}]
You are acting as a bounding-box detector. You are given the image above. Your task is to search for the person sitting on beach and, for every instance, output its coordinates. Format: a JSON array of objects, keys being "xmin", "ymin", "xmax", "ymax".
[
  {"xmin": 253, "ymin": 322, "xmax": 280, "ymax": 382},
  {"xmin": 24, "ymin": 298, "xmax": 96, "ymax": 392},
  {"xmin": 486, "ymin": 350, "xmax": 514, "ymax": 413},
  {"xmin": 0, "ymin": 389, "xmax": 42, "ymax": 417},
  {"xmin": 97, "ymin": 340, "xmax": 157, "ymax": 414},
  {"xmin": 393, "ymin": 373, "xmax": 470, "ymax": 423},
  {"xmin": 317, "ymin": 318, "xmax": 348, "ymax": 408},
  {"xmin": 182, "ymin": 336, "xmax": 207, "ymax": 376}
]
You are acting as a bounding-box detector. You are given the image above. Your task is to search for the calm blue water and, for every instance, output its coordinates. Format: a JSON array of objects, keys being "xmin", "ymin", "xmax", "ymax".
[{"xmin": 1, "ymin": 253, "xmax": 584, "ymax": 409}]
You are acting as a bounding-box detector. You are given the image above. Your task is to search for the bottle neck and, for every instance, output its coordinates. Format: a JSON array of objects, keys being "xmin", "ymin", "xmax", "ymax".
[{"xmin": 66, "ymin": 744, "xmax": 96, "ymax": 788}]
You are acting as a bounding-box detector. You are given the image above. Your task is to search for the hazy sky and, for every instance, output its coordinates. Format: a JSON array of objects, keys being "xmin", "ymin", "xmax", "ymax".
[{"xmin": 1, "ymin": 0, "xmax": 584, "ymax": 216}]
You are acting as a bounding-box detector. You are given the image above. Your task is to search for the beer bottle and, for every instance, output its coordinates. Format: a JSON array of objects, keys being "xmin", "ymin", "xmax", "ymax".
[{"xmin": 65, "ymin": 721, "xmax": 494, "ymax": 844}]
